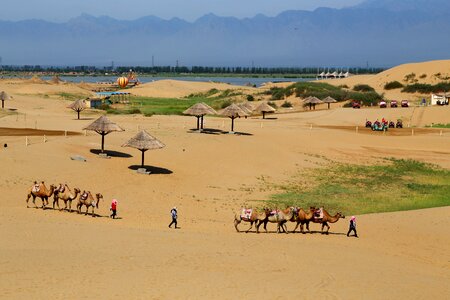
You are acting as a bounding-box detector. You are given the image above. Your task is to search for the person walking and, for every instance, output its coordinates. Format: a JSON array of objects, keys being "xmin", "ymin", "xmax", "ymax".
[
  {"xmin": 110, "ymin": 199, "xmax": 118, "ymax": 219},
  {"xmin": 347, "ymin": 216, "xmax": 358, "ymax": 237},
  {"xmin": 168, "ymin": 206, "xmax": 178, "ymax": 228}
]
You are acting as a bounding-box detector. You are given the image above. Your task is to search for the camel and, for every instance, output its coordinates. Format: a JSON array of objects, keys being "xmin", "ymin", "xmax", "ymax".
[
  {"xmin": 77, "ymin": 191, "xmax": 103, "ymax": 217},
  {"xmin": 53, "ymin": 184, "xmax": 80, "ymax": 212},
  {"xmin": 234, "ymin": 208, "xmax": 270, "ymax": 233},
  {"xmin": 257, "ymin": 207, "xmax": 297, "ymax": 234},
  {"xmin": 26, "ymin": 181, "xmax": 55, "ymax": 208},
  {"xmin": 310, "ymin": 208, "xmax": 345, "ymax": 234},
  {"xmin": 291, "ymin": 207, "xmax": 316, "ymax": 233}
]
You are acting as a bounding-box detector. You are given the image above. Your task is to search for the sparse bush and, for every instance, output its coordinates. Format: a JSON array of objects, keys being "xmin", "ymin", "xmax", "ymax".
[
  {"xmin": 281, "ymin": 101, "xmax": 293, "ymax": 108},
  {"xmin": 338, "ymin": 84, "xmax": 349, "ymax": 89},
  {"xmin": 221, "ymin": 99, "xmax": 232, "ymax": 108},
  {"xmin": 419, "ymin": 74, "xmax": 427, "ymax": 79},
  {"xmin": 404, "ymin": 73, "xmax": 416, "ymax": 82},
  {"xmin": 384, "ymin": 81, "xmax": 404, "ymax": 90},
  {"xmin": 270, "ymin": 87, "xmax": 285, "ymax": 100},
  {"xmin": 402, "ymin": 82, "xmax": 450, "ymax": 94},
  {"xmin": 267, "ymin": 101, "xmax": 278, "ymax": 109},
  {"xmin": 128, "ymin": 108, "xmax": 141, "ymax": 114},
  {"xmin": 144, "ymin": 112, "xmax": 154, "ymax": 117},
  {"xmin": 246, "ymin": 95, "xmax": 255, "ymax": 101},
  {"xmin": 353, "ymin": 84, "xmax": 375, "ymax": 92}
]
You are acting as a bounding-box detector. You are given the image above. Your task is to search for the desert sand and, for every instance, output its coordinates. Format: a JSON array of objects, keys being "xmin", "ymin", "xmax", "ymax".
[{"xmin": 0, "ymin": 75, "xmax": 450, "ymax": 299}]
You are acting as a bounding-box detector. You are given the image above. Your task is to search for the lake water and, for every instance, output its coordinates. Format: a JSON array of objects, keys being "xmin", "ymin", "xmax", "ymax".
[{"xmin": 3, "ymin": 75, "xmax": 312, "ymax": 87}]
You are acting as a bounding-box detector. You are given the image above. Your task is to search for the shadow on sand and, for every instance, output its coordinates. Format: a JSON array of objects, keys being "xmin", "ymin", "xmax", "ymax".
[
  {"xmin": 187, "ymin": 128, "xmax": 224, "ymax": 135},
  {"xmin": 128, "ymin": 165, "xmax": 173, "ymax": 174},
  {"xmin": 90, "ymin": 149, "xmax": 132, "ymax": 158}
]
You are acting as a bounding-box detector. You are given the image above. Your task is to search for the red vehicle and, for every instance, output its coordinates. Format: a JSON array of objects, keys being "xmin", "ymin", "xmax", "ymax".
[
  {"xmin": 390, "ymin": 100, "xmax": 398, "ymax": 108},
  {"xmin": 352, "ymin": 101, "xmax": 361, "ymax": 109},
  {"xmin": 401, "ymin": 100, "xmax": 409, "ymax": 107},
  {"xmin": 379, "ymin": 101, "xmax": 387, "ymax": 108}
]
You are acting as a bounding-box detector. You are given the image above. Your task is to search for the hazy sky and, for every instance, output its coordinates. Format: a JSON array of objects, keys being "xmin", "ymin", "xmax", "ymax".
[{"xmin": 0, "ymin": 0, "xmax": 363, "ymax": 22}]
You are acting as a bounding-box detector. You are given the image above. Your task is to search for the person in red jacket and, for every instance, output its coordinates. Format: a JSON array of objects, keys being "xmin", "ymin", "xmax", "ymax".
[{"xmin": 110, "ymin": 199, "xmax": 118, "ymax": 219}]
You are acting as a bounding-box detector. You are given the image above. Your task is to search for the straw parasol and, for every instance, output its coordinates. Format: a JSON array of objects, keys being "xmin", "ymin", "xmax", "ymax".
[
  {"xmin": 322, "ymin": 96, "xmax": 337, "ymax": 109},
  {"xmin": 83, "ymin": 116, "xmax": 124, "ymax": 153},
  {"xmin": 67, "ymin": 99, "xmax": 86, "ymax": 119},
  {"xmin": 183, "ymin": 103, "xmax": 217, "ymax": 130},
  {"xmin": 303, "ymin": 96, "xmax": 323, "ymax": 110},
  {"xmin": 254, "ymin": 102, "xmax": 276, "ymax": 119},
  {"xmin": 220, "ymin": 103, "xmax": 248, "ymax": 133},
  {"xmin": 122, "ymin": 130, "xmax": 165, "ymax": 167},
  {"xmin": 0, "ymin": 91, "xmax": 11, "ymax": 109}
]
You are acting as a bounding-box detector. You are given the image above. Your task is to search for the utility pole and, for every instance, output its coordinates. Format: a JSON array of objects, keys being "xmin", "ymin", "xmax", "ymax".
[{"xmin": 152, "ymin": 55, "xmax": 154, "ymax": 68}]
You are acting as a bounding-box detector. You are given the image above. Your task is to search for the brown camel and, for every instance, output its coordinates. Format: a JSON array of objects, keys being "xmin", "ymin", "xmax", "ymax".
[
  {"xmin": 310, "ymin": 208, "xmax": 345, "ymax": 234},
  {"xmin": 53, "ymin": 184, "xmax": 80, "ymax": 212},
  {"xmin": 77, "ymin": 191, "xmax": 103, "ymax": 217},
  {"xmin": 291, "ymin": 207, "xmax": 316, "ymax": 233},
  {"xmin": 257, "ymin": 207, "xmax": 297, "ymax": 233},
  {"xmin": 26, "ymin": 181, "xmax": 55, "ymax": 208},
  {"xmin": 234, "ymin": 208, "xmax": 270, "ymax": 233}
]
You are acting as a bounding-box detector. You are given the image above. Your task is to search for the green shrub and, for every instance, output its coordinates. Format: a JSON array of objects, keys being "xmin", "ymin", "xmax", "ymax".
[
  {"xmin": 419, "ymin": 74, "xmax": 427, "ymax": 79},
  {"xmin": 384, "ymin": 81, "xmax": 404, "ymax": 90},
  {"xmin": 270, "ymin": 88, "xmax": 285, "ymax": 100},
  {"xmin": 404, "ymin": 73, "xmax": 416, "ymax": 82},
  {"xmin": 402, "ymin": 82, "xmax": 450, "ymax": 94},
  {"xmin": 221, "ymin": 99, "xmax": 232, "ymax": 108},
  {"xmin": 267, "ymin": 101, "xmax": 278, "ymax": 109},
  {"xmin": 128, "ymin": 108, "xmax": 142, "ymax": 114},
  {"xmin": 246, "ymin": 95, "xmax": 255, "ymax": 101},
  {"xmin": 281, "ymin": 101, "xmax": 293, "ymax": 108},
  {"xmin": 353, "ymin": 84, "xmax": 375, "ymax": 92},
  {"xmin": 338, "ymin": 84, "xmax": 349, "ymax": 89},
  {"xmin": 144, "ymin": 112, "xmax": 154, "ymax": 117}
]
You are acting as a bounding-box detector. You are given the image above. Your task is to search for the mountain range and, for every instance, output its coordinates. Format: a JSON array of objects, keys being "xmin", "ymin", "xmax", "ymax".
[{"xmin": 0, "ymin": 0, "xmax": 449, "ymax": 67}]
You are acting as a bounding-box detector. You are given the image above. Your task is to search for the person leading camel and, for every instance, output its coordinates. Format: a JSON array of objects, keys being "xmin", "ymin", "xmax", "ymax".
[
  {"xmin": 110, "ymin": 199, "xmax": 118, "ymax": 219},
  {"xmin": 168, "ymin": 207, "xmax": 178, "ymax": 229},
  {"xmin": 347, "ymin": 216, "xmax": 358, "ymax": 237}
]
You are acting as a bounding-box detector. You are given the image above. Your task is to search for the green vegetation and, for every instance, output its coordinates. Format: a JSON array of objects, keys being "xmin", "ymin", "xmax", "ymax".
[
  {"xmin": 384, "ymin": 81, "xmax": 404, "ymax": 90},
  {"xmin": 57, "ymin": 92, "xmax": 88, "ymax": 101},
  {"xmin": 402, "ymin": 82, "xmax": 450, "ymax": 94},
  {"xmin": 281, "ymin": 101, "xmax": 293, "ymax": 108},
  {"xmin": 427, "ymin": 123, "xmax": 450, "ymax": 128},
  {"xmin": 353, "ymin": 84, "xmax": 375, "ymax": 92},
  {"xmin": 404, "ymin": 72, "xmax": 417, "ymax": 83},
  {"xmin": 266, "ymin": 159, "xmax": 450, "ymax": 215},
  {"xmin": 246, "ymin": 95, "xmax": 255, "ymax": 101}
]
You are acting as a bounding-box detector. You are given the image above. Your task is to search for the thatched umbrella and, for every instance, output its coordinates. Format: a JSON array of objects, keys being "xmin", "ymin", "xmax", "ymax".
[
  {"xmin": 83, "ymin": 116, "xmax": 124, "ymax": 153},
  {"xmin": 254, "ymin": 102, "xmax": 276, "ymax": 119},
  {"xmin": 0, "ymin": 91, "xmax": 11, "ymax": 109},
  {"xmin": 220, "ymin": 103, "xmax": 248, "ymax": 132},
  {"xmin": 67, "ymin": 99, "xmax": 86, "ymax": 119},
  {"xmin": 122, "ymin": 130, "xmax": 165, "ymax": 167},
  {"xmin": 183, "ymin": 103, "xmax": 217, "ymax": 130},
  {"xmin": 303, "ymin": 96, "xmax": 323, "ymax": 110},
  {"xmin": 322, "ymin": 96, "xmax": 337, "ymax": 109}
]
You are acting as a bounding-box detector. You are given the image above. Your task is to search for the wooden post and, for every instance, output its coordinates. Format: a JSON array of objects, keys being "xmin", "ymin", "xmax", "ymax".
[
  {"xmin": 260, "ymin": 122, "xmax": 263, "ymax": 128},
  {"xmin": 84, "ymin": 130, "xmax": 87, "ymax": 136},
  {"xmin": 310, "ymin": 124, "xmax": 313, "ymax": 130},
  {"xmin": 356, "ymin": 126, "xmax": 359, "ymax": 134},
  {"xmin": 440, "ymin": 130, "xmax": 443, "ymax": 136},
  {"xmin": 25, "ymin": 136, "xmax": 28, "ymax": 146},
  {"xmin": 64, "ymin": 130, "xmax": 67, "ymax": 137},
  {"xmin": 411, "ymin": 129, "xmax": 414, "ymax": 136},
  {"xmin": 43, "ymin": 135, "xmax": 47, "ymax": 143},
  {"xmin": 35, "ymin": 120, "xmax": 37, "ymax": 129}
]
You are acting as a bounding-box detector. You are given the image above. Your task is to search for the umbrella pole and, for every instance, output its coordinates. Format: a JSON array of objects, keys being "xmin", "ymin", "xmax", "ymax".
[
  {"xmin": 231, "ymin": 117, "xmax": 235, "ymax": 132},
  {"xmin": 141, "ymin": 149, "xmax": 147, "ymax": 167},
  {"xmin": 77, "ymin": 110, "xmax": 80, "ymax": 119},
  {"xmin": 1, "ymin": 100, "xmax": 4, "ymax": 109},
  {"xmin": 196, "ymin": 116, "xmax": 200, "ymax": 130},
  {"xmin": 201, "ymin": 115, "xmax": 204, "ymax": 129},
  {"xmin": 101, "ymin": 132, "xmax": 105, "ymax": 153},
  {"xmin": 263, "ymin": 111, "xmax": 266, "ymax": 119},
  {"xmin": 327, "ymin": 103, "xmax": 330, "ymax": 109}
]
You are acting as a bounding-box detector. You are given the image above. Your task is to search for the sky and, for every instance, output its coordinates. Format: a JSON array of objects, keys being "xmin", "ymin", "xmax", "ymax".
[{"xmin": 0, "ymin": 0, "xmax": 363, "ymax": 22}]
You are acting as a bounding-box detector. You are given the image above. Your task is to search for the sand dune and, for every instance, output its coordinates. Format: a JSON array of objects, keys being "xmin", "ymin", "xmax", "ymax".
[{"xmin": 0, "ymin": 77, "xmax": 449, "ymax": 299}]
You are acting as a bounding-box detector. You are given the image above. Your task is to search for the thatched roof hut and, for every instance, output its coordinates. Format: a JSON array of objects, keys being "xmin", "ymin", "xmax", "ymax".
[
  {"xmin": 0, "ymin": 91, "xmax": 11, "ymax": 109},
  {"xmin": 183, "ymin": 103, "xmax": 217, "ymax": 130},
  {"xmin": 83, "ymin": 116, "xmax": 125, "ymax": 153},
  {"xmin": 220, "ymin": 103, "xmax": 248, "ymax": 133},
  {"xmin": 122, "ymin": 130, "xmax": 165, "ymax": 167},
  {"xmin": 322, "ymin": 96, "xmax": 337, "ymax": 109},
  {"xmin": 254, "ymin": 102, "xmax": 276, "ymax": 119},
  {"xmin": 303, "ymin": 96, "xmax": 323, "ymax": 110}
]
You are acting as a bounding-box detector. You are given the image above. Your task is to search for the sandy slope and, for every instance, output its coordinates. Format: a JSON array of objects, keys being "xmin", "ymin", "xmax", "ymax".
[
  {"xmin": 126, "ymin": 79, "xmax": 257, "ymax": 98},
  {"xmin": 0, "ymin": 81, "xmax": 449, "ymax": 299}
]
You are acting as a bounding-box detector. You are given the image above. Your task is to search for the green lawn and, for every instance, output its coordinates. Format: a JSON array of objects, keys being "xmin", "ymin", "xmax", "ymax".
[
  {"xmin": 428, "ymin": 123, "xmax": 450, "ymax": 129},
  {"xmin": 267, "ymin": 159, "xmax": 450, "ymax": 215}
]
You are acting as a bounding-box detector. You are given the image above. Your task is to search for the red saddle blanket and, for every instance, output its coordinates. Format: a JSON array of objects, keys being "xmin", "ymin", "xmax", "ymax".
[{"xmin": 240, "ymin": 208, "xmax": 252, "ymax": 220}]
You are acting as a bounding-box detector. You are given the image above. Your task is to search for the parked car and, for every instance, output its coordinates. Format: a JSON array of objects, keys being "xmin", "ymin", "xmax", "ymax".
[
  {"xmin": 401, "ymin": 100, "xmax": 409, "ymax": 107},
  {"xmin": 390, "ymin": 100, "xmax": 398, "ymax": 108},
  {"xmin": 352, "ymin": 101, "xmax": 361, "ymax": 109},
  {"xmin": 379, "ymin": 101, "xmax": 387, "ymax": 108}
]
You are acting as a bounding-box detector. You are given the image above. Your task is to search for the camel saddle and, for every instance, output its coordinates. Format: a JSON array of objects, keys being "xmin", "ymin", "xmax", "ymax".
[
  {"xmin": 57, "ymin": 184, "xmax": 65, "ymax": 193},
  {"xmin": 80, "ymin": 192, "xmax": 88, "ymax": 201},
  {"xmin": 269, "ymin": 210, "xmax": 280, "ymax": 216},
  {"xmin": 32, "ymin": 184, "xmax": 40, "ymax": 193},
  {"xmin": 314, "ymin": 208, "xmax": 324, "ymax": 219},
  {"xmin": 241, "ymin": 208, "xmax": 252, "ymax": 221}
]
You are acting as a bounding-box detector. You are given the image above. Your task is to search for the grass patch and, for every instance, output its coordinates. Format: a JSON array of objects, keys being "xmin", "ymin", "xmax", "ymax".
[
  {"xmin": 402, "ymin": 82, "xmax": 450, "ymax": 94},
  {"xmin": 384, "ymin": 81, "xmax": 404, "ymax": 90},
  {"xmin": 57, "ymin": 92, "xmax": 88, "ymax": 101},
  {"xmin": 427, "ymin": 123, "xmax": 450, "ymax": 128},
  {"xmin": 266, "ymin": 159, "xmax": 450, "ymax": 215},
  {"xmin": 353, "ymin": 84, "xmax": 375, "ymax": 92}
]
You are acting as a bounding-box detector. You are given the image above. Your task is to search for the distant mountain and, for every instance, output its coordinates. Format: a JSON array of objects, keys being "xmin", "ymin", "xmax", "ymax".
[{"xmin": 0, "ymin": 0, "xmax": 449, "ymax": 66}]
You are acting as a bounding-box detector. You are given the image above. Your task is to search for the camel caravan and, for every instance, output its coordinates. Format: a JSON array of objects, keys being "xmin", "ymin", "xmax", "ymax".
[
  {"xmin": 234, "ymin": 207, "xmax": 345, "ymax": 234},
  {"xmin": 26, "ymin": 181, "xmax": 103, "ymax": 217}
]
